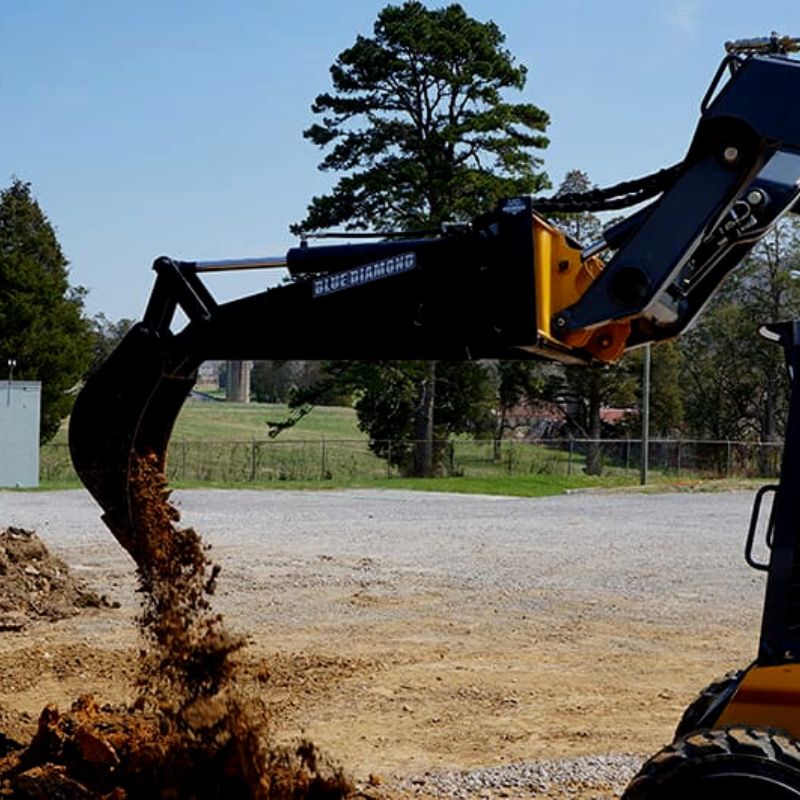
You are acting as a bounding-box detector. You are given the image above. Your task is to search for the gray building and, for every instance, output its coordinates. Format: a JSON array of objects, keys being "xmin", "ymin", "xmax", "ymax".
[{"xmin": 0, "ymin": 381, "xmax": 41, "ymax": 488}]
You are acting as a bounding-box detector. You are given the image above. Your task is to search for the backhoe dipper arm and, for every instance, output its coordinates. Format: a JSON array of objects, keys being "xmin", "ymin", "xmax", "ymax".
[
  {"xmin": 554, "ymin": 52, "xmax": 800, "ymax": 349},
  {"xmin": 69, "ymin": 49, "xmax": 800, "ymax": 557}
]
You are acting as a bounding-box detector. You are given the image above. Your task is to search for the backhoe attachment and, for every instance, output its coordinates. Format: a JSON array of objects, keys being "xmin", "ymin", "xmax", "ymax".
[
  {"xmin": 71, "ymin": 200, "xmax": 571, "ymax": 556},
  {"xmin": 70, "ymin": 47, "xmax": 800, "ymax": 556}
]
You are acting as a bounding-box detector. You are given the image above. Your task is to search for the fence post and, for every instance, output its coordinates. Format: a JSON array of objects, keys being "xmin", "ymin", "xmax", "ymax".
[
  {"xmin": 677, "ymin": 439, "xmax": 682, "ymax": 478},
  {"xmin": 250, "ymin": 437, "xmax": 257, "ymax": 482},
  {"xmin": 386, "ymin": 441, "xmax": 392, "ymax": 478},
  {"xmin": 568, "ymin": 438, "xmax": 574, "ymax": 476},
  {"xmin": 726, "ymin": 439, "xmax": 732, "ymax": 478},
  {"xmin": 320, "ymin": 435, "xmax": 327, "ymax": 480},
  {"xmin": 640, "ymin": 344, "xmax": 651, "ymax": 486},
  {"xmin": 625, "ymin": 438, "xmax": 631, "ymax": 474}
]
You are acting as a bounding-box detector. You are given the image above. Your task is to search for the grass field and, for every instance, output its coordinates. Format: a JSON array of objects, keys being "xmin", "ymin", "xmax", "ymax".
[
  {"xmin": 175, "ymin": 400, "xmax": 368, "ymax": 440},
  {"xmin": 41, "ymin": 398, "xmax": 694, "ymax": 495},
  {"xmin": 50, "ymin": 400, "xmax": 364, "ymax": 445}
]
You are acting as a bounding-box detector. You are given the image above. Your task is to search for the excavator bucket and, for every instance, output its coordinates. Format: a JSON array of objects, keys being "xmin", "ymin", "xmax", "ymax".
[{"xmin": 68, "ymin": 324, "xmax": 197, "ymax": 559}]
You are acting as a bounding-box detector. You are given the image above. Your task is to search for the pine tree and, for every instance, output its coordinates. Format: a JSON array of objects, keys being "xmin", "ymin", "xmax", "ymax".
[
  {"xmin": 294, "ymin": 1, "xmax": 549, "ymax": 233},
  {"xmin": 0, "ymin": 179, "xmax": 92, "ymax": 442},
  {"xmin": 293, "ymin": 2, "xmax": 550, "ymax": 475}
]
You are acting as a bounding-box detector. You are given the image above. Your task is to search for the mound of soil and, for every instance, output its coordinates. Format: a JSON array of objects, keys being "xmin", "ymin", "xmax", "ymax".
[
  {"xmin": 0, "ymin": 695, "xmax": 351, "ymax": 799},
  {"xmin": 0, "ymin": 527, "xmax": 113, "ymax": 628},
  {"xmin": 0, "ymin": 456, "xmax": 353, "ymax": 799}
]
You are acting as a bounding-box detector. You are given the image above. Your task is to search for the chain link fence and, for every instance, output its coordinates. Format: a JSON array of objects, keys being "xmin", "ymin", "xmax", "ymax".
[{"xmin": 41, "ymin": 437, "xmax": 784, "ymax": 485}]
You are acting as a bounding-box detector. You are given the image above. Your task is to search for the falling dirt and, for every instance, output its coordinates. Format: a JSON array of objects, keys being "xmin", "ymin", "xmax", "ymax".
[{"xmin": 0, "ymin": 457, "xmax": 352, "ymax": 799}]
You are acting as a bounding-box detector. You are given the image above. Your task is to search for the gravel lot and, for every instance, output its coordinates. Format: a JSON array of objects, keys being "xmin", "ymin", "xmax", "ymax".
[
  {"xmin": 0, "ymin": 487, "xmax": 769, "ymax": 797},
  {"xmin": 2, "ymin": 487, "xmax": 766, "ymax": 629}
]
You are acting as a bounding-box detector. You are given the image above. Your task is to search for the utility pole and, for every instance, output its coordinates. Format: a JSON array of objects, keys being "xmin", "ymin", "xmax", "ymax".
[
  {"xmin": 6, "ymin": 358, "xmax": 16, "ymax": 407},
  {"xmin": 640, "ymin": 344, "xmax": 651, "ymax": 486}
]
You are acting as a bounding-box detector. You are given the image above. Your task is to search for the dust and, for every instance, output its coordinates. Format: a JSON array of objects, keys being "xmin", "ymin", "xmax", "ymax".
[
  {"xmin": 0, "ymin": 456, "xmax": 353, "ymax": 798},
  {"xmin": 0, "ymin": 527, "xmax": 115, "ymax": 629}
]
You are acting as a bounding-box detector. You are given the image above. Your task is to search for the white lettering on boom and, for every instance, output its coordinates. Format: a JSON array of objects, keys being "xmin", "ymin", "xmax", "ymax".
[{"xmin": 312, "ymin": 253, "xmax": 417, "ymax": 298}]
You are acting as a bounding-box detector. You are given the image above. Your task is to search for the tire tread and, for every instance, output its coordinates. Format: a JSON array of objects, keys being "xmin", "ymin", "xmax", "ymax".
[{"xmin": 623, "ymin": 726, "xmax": 800, "ymax": 799}]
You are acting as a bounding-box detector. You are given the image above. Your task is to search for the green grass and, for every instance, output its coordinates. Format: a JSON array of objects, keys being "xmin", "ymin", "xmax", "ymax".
[
  {"xmin": 42, "ymin": 399, "xmax": 749, "ymax": 497},
  {"xmin": 32, "ymin": 471, "xmax": 759, "ymax": 497},
  {"xmin": 173, "ymin": 401, "xmax": 365, "ymax": 441},
  {"xmin": 51, "ymin": 400, "xmax": 365, "ymax": 445},
  {"xmin": 32, "ymin": 471, "xmax": 624, "ymax": 496},
  {"xmin": 321, "ymin": 473, "xmax": 623, "ymax": 497}
]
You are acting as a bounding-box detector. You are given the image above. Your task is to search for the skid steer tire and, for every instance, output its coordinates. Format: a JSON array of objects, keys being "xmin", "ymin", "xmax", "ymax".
[
  {"xmin": 622, "ymin": 726, "xmax": 800, "ymax": 799},
  {"xmin": 674, "ymin": 669, "xmax": 744, "ymax": 739}
]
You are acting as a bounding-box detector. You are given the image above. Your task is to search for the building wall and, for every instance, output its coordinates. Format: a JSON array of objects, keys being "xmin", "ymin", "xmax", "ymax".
[
  {"xmin": 0, "ymin": 381, "xmax": 41, "ymax": 488},
  {"xmin": 197, "ymin": 360, "xmax": 223, "ymax": 387}
]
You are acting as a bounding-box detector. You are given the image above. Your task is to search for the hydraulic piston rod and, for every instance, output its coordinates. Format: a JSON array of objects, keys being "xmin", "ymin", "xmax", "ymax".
[{"xmin": 192, "ymin": 256, "xmax": 288, "ymax": 273}]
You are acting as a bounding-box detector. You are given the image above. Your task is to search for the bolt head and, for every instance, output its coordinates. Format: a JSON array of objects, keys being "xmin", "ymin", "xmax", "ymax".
[
  {"xmin": 747, "ymin": 189, "xmax": 765, "ymax": 206},
  {"xmin": 723, "ymin": 146, "xmax": 739, "ymax": 164}
]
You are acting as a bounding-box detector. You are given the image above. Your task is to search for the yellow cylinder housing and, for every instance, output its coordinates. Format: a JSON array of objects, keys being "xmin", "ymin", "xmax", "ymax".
[{"xmin": 532, "ymin": 214, "xmax": 630, "ymax": 364}]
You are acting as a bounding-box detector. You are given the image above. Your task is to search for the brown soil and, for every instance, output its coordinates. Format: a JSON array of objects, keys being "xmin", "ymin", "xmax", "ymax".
[
  {"xmin": 0, "ymin": 460, "xmax": 351, "ymax": 799},
  {"xmin": 0, "ymin": 607, "xmax": 751, "ymax": 799},
  {"xmin": 0, "ymin": 527, "xmax": 114, "ymax": 630}
]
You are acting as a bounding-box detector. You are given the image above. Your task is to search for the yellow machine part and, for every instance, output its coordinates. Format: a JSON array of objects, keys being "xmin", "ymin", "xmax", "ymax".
[
  {"xmin": 717, "ymin": 664, "xmax": 800, "ymax": 738},
  {"xmin": 532, "ymin": 215, "xmax": 630, "ymax": 364}
]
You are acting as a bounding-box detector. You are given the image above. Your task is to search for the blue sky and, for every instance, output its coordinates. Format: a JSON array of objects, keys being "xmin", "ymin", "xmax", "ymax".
[{"xmin": 2, "ymin": 0, "xmax": 798, "ymax": 320}]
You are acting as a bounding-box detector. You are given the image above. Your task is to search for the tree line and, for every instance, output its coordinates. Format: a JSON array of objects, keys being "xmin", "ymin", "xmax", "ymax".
[{"xmin": 2, "ymin": 2, "xmax": 799, "ymax": 477}]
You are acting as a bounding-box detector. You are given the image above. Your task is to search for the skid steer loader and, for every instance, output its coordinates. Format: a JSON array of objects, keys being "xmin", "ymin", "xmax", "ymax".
[{"xmin": 70, "ymin": 35, "xmax": 800, "ymax": 797}]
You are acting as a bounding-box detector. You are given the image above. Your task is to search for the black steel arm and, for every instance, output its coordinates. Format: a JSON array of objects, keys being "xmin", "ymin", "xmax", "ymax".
[
  {"xmin": 555, "ymin": 53, "xmax": 800, "ymax": 347},
  {"xmin": 69, "ymin": 198, "xmax": 549, "ymax": 553}
]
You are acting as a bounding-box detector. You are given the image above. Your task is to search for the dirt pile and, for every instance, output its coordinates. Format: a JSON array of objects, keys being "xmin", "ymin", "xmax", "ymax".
[
  {"xmin": 0, "ymin": 695, "xmax": 350, "ymax": 799},
  {"xmin": 0, "ymin": 456, "xmax": 352, "ymax": 798},
  {"xmin": 0, "ymin": 527, "xmax": 114, "ymax": 629}
]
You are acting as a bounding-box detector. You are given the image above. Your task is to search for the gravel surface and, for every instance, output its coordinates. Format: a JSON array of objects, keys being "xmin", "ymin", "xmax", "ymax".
[
  {"xmin": 396, "ymin": 754, "xmax": 644, "ymax": 798},
  {"xmin": 0, "ymin": 487, "xmax": 769, "ymax": 797},
  {"xmin": 0, "ymin": 487, "xmax": 766, "ymax": 626}
]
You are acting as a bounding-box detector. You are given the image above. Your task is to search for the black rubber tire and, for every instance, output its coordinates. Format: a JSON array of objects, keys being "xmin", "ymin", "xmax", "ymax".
[
  {"xmin": 623, "ymin": 727, "xmax": 800, "ymax": 799},
  {"xmin": 674, "ymin": 669, "xmax": 744, "ymax": 739}
]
